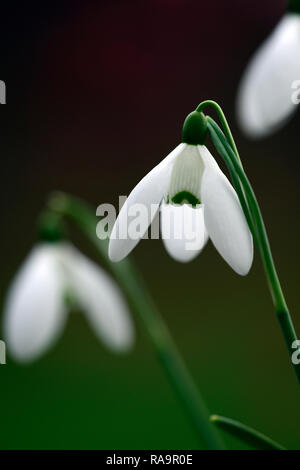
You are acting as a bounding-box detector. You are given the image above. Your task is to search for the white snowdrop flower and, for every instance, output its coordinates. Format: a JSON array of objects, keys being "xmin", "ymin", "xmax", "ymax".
[
  {"xmin": 237, "ymin": 11, "xmax": 300, "ymax": 138},
  {"xmin": 109, "ymin": 111, "xmax": 253, "ymax": 275},
  {"xmin": 4, "ymin": 242, "xmax": 134, "ymax": 362}
]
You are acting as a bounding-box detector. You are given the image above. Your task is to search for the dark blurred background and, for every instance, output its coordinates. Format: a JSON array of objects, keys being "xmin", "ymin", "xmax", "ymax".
[{"xmin": 0, "ymin": 0, "xmax": 299, "ymax": 449}]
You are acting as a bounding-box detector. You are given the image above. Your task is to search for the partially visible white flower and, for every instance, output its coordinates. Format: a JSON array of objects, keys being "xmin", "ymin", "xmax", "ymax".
[
  {"xmin": 237, "ymin": 14, "xmax": 300, "ymax": 138},
  {"xmin": 109, "ymin": 142, "xmax": 253, "ymax": 275},
  {"xmin": 3, "ymin": 243, "xmax": 134, "ymax": 362}
]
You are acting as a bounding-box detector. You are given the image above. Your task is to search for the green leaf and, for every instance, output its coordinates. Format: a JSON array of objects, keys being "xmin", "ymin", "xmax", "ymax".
[{"xmin": 210, "ymin": 415, "xmax": 286, "ymax": 450}]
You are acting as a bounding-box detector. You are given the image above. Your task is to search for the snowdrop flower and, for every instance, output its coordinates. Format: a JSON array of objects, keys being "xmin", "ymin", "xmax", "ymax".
[
  {"xmin": 4, "ymin": 242, "xmax": 134, "ymax": 362},
  {"xmin": 109, "ymin": 111, "xmax": 253, "ymax": 275},
  {"xmin": 237, "ymin": 9, "xmax": 300, "ymax": 138}
]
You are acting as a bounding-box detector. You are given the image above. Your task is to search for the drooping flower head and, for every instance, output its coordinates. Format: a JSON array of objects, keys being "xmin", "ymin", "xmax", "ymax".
[
  {"xmin": 109, "ymin": 110, "xmax": 253, "ymax": 275},
  {"xmin": 4, "ymin": 213, "xmax": 134, "ymax": 362},
  {"xmin": 237, "ymin": 3, "xmax": 300, "ymax": 138}
]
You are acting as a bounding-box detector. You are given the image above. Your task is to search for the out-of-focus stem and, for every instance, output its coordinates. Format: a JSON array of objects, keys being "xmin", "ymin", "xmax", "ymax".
[
  {"xmin": 47, "ymin": 191, "xmax": 224, "ymax": 450},
  {"xmin": 210, "ymin": 415, "xmax": 285, "ymax": 450}
]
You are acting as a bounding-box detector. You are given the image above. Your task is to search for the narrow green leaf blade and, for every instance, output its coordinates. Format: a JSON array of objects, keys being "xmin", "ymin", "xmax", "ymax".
[{"xmin": 210, "ymin": 415, "xmax": 286, "ymax": 450}]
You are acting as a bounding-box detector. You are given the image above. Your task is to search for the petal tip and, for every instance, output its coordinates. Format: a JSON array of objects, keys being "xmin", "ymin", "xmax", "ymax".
[
  {"xmin": 231, "ymin": 247, "xmax": 254, "ymax": 277},
  {"xmin": 108, "ymin": 240, "xmax": 123, "ymax": 263}
]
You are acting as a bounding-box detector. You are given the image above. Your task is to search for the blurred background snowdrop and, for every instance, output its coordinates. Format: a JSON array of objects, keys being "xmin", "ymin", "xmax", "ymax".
[
  {"xmin": 3, "ymin": 238, "xmax": 135, "ymax": 363},
  {"xmin": 237, "ymin": 5, "xmax": 300, "ymax": 138}
]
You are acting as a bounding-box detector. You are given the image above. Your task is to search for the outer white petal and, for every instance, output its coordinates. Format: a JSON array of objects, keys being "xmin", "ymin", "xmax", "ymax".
[
  {"xmin": 237, "ymin": 14, "xmax": 300, "ymax": 138},
  {"xmin": 3, "ymin": 244, "xmax": 67, "ymax": 362},
  {"xmin": 65, "ymin": 245, "xmax": 134, "ymax": 352},
  {"xmin": 199, "ymin": 146, "xmax": 253, "ymax": 276},
  {"xmin": 160, "ymin": 201, "xmax": 208, "ymax": 263},
  {"xmin": 109, "ymin": 143, "xmax": 185, "ymax": 262}
]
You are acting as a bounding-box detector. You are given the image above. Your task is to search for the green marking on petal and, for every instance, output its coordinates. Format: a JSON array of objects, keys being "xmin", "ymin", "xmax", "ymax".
[
  {"xmin": 171, "ymin": 191, "xmax": 201, "ymax": 207},
  {"xmin": 168, "ymin": 145, "xmax": 203, "ymax": 206}
]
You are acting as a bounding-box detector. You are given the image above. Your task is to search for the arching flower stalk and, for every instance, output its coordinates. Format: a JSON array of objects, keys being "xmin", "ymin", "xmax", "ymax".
[{"xmin": 198, "ymin": 100, "xmax": 300, "ymax": 383}]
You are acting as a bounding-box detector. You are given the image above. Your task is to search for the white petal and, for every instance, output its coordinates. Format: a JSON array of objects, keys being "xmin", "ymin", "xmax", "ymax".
[
  {"xmin": 237, "ymin": 14, "xmax": 300, "ymax": 138},
  {"xmin": 109, "ymin": 143, "xmax": 185, "ymax": 262},
  {"xmin": 160, "ymin": 201, "xmax": 208, "ymax": 262},
  {"xmin": 3, "ymin": 244, "xmax": 67, "ymax": 362},
  {"xmin": 199, "ymin": 146, "xmax": 253, "ymax": 275},
  {"xmin": 65, "ymin": 245, "xmax": 134, "ymax": 352}
]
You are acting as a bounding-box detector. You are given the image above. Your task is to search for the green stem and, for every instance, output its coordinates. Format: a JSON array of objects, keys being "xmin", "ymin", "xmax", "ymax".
[
  {"xmin": 210, "ymin": 415, "xmax": 286, "ymax": 450},
  {"xmin": 207, "ymin": 118, "xmax": 300, "ymax": 383},
  {"xmin": 47, "ymin": 191, "xmax": 224, "ymax": 450},
  {"xmin": 196, "ymin": 101, "xmax": 258, "ymax": 244},
  {"xmin": 196, "ymin": 100, "xmax": 241, "ymax": 165}
]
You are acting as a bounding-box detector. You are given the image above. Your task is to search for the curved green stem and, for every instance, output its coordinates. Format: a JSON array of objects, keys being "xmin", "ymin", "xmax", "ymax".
[
  {"xmin": 210, "ymin": 415, "xmax": 286, "ymax": 450},
  {"xmin": 207, "ymin": 118, "xmax": 300, "ymax": 383},
  {"xmin": 196, "ymin": 100, "xmax": 241, "ymax": 165},
  {"xmin": 47, "ymin": 191, "xmax": 224, "ymax": 450},
  {"xmin": 196, "ymin": 101, "xmax": 258, "ymax": 244}
]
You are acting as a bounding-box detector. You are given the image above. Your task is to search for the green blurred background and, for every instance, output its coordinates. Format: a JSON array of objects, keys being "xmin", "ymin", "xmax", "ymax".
[{"xmin": 0, "ymin": 0, "xmax": 299, "ymax": 449}]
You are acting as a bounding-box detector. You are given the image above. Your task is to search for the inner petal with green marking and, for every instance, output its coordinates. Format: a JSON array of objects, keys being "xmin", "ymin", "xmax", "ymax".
[{"xmin": 168, "ymin": 145, "xmax": 204, "ymax": 207}]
